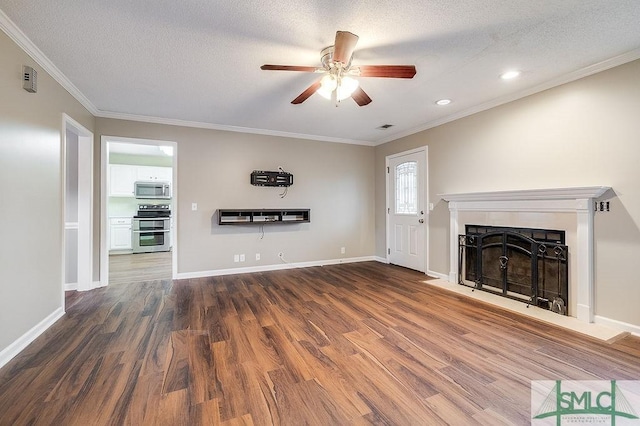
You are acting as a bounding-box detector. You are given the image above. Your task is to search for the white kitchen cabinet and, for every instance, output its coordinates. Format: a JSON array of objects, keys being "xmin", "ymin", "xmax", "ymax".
[
  {"xmin": 110, "ymin": 217, "xmax": 132, "ymax": 250},
  {"xmin": 136, "ymin": 166, "xmax": 172, "ymax": 182},
  {"xmin": 109, "ymin": 164, "xmax": 136, "ymax": 197},
  {"xmin": 109, "ymin": 165, "xmax": 172, "ymax": 197}
]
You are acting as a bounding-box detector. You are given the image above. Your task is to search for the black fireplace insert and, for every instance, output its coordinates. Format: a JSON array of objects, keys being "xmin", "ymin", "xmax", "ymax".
[{"xmin": 458, "ymin": 225, "xmax": 569, "ymax": 315}]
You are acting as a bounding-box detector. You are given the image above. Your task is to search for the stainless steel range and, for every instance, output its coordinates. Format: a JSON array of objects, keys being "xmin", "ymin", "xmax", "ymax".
[{"xmin": 132, "ymin": 204, "xmax": 171, "ymax": 253}]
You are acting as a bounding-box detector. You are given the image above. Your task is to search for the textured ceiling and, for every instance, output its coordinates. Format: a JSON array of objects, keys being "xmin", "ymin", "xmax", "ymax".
[{"xmin": 1, "ymin": 1, "xmax": 640, "ymax": 145}]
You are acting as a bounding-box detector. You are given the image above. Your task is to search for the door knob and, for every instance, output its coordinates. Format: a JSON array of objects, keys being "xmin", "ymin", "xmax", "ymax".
[{"xmin": 419, "ymin": 219, "xmax": 424, "ymax": 223}]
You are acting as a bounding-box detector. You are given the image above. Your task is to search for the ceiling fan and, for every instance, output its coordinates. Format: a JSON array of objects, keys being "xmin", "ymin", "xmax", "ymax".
[{"xmin": 261, "ymin": 31, "xmax": 417, "ymax": 106}]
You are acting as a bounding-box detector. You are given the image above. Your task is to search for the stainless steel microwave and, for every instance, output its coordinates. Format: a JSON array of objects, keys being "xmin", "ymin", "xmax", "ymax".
[{"xmin": 134, "ymin": 181, "xmax": 171, "ymax": 199}]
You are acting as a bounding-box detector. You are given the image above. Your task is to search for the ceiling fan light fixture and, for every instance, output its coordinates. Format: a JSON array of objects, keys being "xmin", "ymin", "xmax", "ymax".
[
  {"xmin": 263, "ymin": 30, "xmax": 416, "ymax": 106},
  {"xmin": 336, "ymin": 76, "xmax": 359, "ymax": 101},
  {"xmin": 317, "ymin": 74, "xmax": 337, "ymax": 99},
  {"xmin": 316, "ymin": 75, "xmax": 359, "ymax": 101}
]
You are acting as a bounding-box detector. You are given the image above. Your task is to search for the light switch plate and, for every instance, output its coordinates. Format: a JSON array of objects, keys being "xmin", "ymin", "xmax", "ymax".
[{"xmin": 192, "ymin": 203, "xmax": 197, "ymax": 211}]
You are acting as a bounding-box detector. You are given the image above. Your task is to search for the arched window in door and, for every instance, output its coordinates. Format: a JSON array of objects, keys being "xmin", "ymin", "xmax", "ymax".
[{"xmin": 395, "ymin": 161, "xmax": 418, "ymax": 215}]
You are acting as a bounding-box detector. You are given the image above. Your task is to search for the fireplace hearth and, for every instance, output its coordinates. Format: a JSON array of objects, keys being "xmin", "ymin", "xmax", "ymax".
[{"xmin": 458, "ymin": 225, "xmax": 569, "ymax": 315}]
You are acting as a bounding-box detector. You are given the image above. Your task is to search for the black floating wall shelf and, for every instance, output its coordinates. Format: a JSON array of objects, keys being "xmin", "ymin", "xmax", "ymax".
[
  {"xmin": 218, "ymin": 209, "xmax": 310, "ymax": 225},
  {"xmin": 251, "ymin": 170, "xmax": 293, "ymax": 187}
]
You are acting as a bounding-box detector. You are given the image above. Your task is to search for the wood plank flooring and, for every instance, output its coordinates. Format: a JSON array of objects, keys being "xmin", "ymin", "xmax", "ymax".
[
  {"xmin": 109, "ymin": 252, "xmax": 172, "ymax": 285},
  {"xmin": 1, "ymin": 262, "xmax": 639, "ymax": 425}
]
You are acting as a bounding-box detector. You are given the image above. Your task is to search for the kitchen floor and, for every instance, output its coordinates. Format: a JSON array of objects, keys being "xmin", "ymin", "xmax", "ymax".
[{"xmin": 109, "ymin": 252, "xmax": 172, "ymax": 285}]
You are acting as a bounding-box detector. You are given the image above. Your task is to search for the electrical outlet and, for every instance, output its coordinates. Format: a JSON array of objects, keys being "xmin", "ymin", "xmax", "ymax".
[
  {"xmin": 233, "ymin": 254, "xmax": 239, "ymax": 262},
  {"xmin": 341, "ymin": 247, "xmax": 346, "ymax": 254},
  {"xmin": 429, "ymin": 203, "xmax": 434, "ymax": 211},
  {"xmin": 192, "ymin": 203, "xmax": 198, "ymax": 211},
  {"xmin": 240, "ymin": 254, "xmax": 245, "ymax": 262},
  {"xmin": 256, "ymin": 253, "xmax": 260, "ymax": 261}
]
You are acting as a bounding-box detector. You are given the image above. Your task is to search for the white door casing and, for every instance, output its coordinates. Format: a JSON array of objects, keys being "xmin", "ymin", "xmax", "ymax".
[
  {"xmin": 386, "ymin": 148, "xmax": 428, "ymax": 272},
  {"xmin": 62, "ymin": 114, "xmax": 94, "ymax": 296}
]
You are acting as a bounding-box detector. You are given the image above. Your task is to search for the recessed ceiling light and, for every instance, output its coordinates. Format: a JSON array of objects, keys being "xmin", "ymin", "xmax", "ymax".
[
  {"xmin": 436, "ymin": 99, "xmax": 451, "ymax": 106},
  {"xmin": 500, "ymin": 70, "xmax": 521, "ymax": 80}
]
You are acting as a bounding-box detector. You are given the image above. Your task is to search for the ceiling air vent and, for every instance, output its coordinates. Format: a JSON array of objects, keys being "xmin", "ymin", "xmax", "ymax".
[{"xmin": 377, "ymin": 124, "xmax": 394, "ymax": 130}]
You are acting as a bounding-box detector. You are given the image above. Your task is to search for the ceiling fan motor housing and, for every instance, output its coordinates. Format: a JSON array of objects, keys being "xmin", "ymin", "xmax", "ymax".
[{"xmin": 320, "ymin": 46, "xmax": 353, "ymax": 70}]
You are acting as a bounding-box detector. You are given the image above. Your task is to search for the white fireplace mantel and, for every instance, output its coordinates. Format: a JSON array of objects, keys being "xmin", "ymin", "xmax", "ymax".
[{"xmin": 440, "ymin": 186, "xmax": 611, "ymax": 323}]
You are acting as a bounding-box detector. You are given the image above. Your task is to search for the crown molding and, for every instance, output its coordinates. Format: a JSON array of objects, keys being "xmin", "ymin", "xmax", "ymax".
[
  {"xmin": 3, "ymin": 5, "xmax": 638, "ymax": 148},
  {"xmin": 0, "ymin": 11, "xmax": 367, "ymax": 147},
  {"xmin": 374, "ymin": 47, "xmax": 640, "ymax": 146},
  {"xmin": 0, "ymin": 9, "xmax": 99, "ymax": 116},
  {"xmin": 96, "ymin": 110, "xmax": 375, "ymax": 146}
]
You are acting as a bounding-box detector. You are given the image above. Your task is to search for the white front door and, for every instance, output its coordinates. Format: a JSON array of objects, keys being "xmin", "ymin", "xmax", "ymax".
[{"xmin": 387, "ymin": 149, "xmax": 426, "ymax": 272}]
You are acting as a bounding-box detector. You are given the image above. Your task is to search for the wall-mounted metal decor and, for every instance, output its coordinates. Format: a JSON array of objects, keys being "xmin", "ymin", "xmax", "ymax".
[{"xmin": 250, "ymin": 170, "xmax": 293, "ymax": 187}]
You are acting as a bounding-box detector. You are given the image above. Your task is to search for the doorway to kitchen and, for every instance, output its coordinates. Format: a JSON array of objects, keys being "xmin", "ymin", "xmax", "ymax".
[{"xmin": 100, "ymin": 136, "xmax": 177, "ymax": 286}]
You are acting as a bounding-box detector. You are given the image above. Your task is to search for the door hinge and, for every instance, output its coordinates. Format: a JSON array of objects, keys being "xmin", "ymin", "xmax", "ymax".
[
  {"xmin": 387, "ymin": 166, "xmax": 389, "ymax": 173},
  {"xmin": 388, "ymin": 248, "xmax": 390, "ymax": 255},
  {"xmin": 387, "ymin": 207, "xmax": 390, "ymax": 214}
]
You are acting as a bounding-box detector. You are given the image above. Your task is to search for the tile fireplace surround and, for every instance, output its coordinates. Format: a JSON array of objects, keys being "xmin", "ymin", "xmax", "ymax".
[{"xmin": 440, "ymin": 187, "xmax": 611, "ymax": 324}]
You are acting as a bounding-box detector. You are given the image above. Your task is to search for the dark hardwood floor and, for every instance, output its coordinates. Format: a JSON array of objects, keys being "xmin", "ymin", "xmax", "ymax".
[{"xmin": 1, "ymin": 262, "xmax": 639, "ymax": 425}]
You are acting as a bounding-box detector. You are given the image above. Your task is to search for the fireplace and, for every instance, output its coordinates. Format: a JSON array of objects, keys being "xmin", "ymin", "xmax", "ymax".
[
  {"xmin": 440, "ymin": 186, "xmax": 610, "ymax": 323},
  {"xmin": 458, "ymin": 225, "xmax": 569, "ymax": 315}
]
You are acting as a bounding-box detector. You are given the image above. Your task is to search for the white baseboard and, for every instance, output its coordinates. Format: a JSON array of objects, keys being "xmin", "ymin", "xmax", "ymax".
[
  {"xmin": 373, "ymin": 256, "xmax": 388, "ymax": 264},
  {"xmin": 75, "ymin": 281, "xmax": 107, "ymax": 292},
  {"xmin": 93, "ymin": 280, "xmax": 107, "ymax": 289},
  {"xmin": 427, "ymin": 270, "xmax": 449, "ymax": 280},
  {"xmin": 0, "ymin": 307, "xmax": 65, "ymax": 370},
  {"xmin": 175, "ymin": 256, "xmax": 380, "ymax": 280},
  {"xmin": 594, "ymin": 315, "xmax": 640, "ymax": 337},
  {"xmin": 64, "ymin": 282, "xmax": 78, "ymax": 291}
]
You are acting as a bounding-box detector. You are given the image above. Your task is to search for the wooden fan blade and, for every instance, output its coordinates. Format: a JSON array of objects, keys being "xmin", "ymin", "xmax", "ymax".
[
  {"xmin": 261, "ymin": 65, "xmax": 319, "ymax": 72},
  {"xmin": 356, "ymin": 65, "xmax": 417, "ymax": 78},
  {"xmin": 292, "ymin": 80, "xmax": 322, "ymax": 104},
  {"xmin": 333, "ymin": 31, "xmax": 359, "ymax": 64},
  {"xmin": 351, "ymin": 86, "xmax": 372, "ymax": 106}
]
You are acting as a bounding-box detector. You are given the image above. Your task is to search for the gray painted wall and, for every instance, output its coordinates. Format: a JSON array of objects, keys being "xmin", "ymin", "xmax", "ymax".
[
  {"xmin": 0, "ymin": 30, "xmax": 94, "ymax": 353},
  {"xmin": 94, "ymin": 119, "xmax": 376, "ymax": 274},
  {"xmin": 375, "ymin": 59, "xmax": 640, "ymax": 327},
  {"xmin": 3, "ymin": 21, "xmax": 639, "ymax": 361}
]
